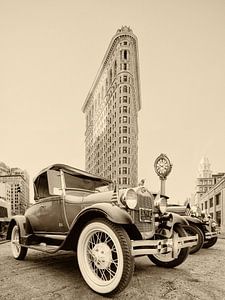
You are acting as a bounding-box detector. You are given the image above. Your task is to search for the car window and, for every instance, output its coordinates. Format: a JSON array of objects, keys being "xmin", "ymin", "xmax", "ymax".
[
  {"xmin": 36, "ymin": 172, "xmax": 51, "ymax": 199},
  {"xmin": 64, "ymin": 172, "xmax": 109, "ymax": 191}
]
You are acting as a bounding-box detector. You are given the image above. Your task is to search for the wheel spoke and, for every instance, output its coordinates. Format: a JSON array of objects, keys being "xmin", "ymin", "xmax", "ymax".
[
  {"xmin": 111, "ymin": 244, "xmax": 117, "ymax": 253},
  {"xmin": 111, "ymin": 258, "xmax": 118, "ymax": 268},
  {"xmin": 106, "ymin": 266, "xmax": 117, "ymax": 279},
  {"xmin": 99, "ymin": 268, "xmax": 108, "ymax": 281},
  {"xmin": 103, "ymin": 234, "xmax": 112, "ymax": 244}
]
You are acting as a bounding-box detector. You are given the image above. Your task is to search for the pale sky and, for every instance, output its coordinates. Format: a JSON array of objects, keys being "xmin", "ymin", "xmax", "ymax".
[{"xmin": 1, "ymin": 0, "xmax": 225, "ymax": 204}]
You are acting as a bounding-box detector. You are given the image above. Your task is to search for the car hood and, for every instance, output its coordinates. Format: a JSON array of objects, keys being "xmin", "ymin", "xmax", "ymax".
[{"xmin": 65, "ymin": 190, "xmax": 117, "ymax": 204}]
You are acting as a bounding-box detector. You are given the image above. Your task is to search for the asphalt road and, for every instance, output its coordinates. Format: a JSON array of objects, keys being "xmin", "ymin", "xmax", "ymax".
[{"xmin": 0, "ymin": 238, "xmax": 225, "ymax": 300}]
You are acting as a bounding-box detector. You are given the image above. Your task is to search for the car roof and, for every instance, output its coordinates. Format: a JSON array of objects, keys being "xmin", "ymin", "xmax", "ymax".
[{"xmin": 33, "ymin": 163, "xmax": 112, "ymax": 185}]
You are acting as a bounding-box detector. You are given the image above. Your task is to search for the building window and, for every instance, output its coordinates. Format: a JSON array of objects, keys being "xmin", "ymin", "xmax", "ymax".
[
  {"xmin": 123, "ymin": 75, "xmax": 127, "ymax": 82},
  {"xmin": 123, "ymin": 106, "xmax": 127, "ymax": 113},
  {"xmin": 109, "ymin": 69, "xmax": 112, "ymax": 84},
  {"xmin": 216, "ymin": 211, "xmax": 221, "ymax": 227},
  {"xmin": 123, "ymin": 85, "xmax": 128, "ymax": 93},
  {"xmin": 122, "ymin": 157, "xmax": 127, "ymax": 164},
  {"xmin": 114, "ymin": 60, "xmax": 117, "ymax": 76},
  {"xmin": 122, "ymin": 167, "xmax": 127, "ymax": 174},
  {"xmin": 205, "ymin": 201, "xmax": 208, "ymax": 209},
  {"xmin": 122, "ymin": 177, "xmax": 127, "ymax": 184},
  {"xmin": 123, "ymin": 96, "xmax": 127, "ymax": 103},
  {"xmin": 123, "ymin": 126, "xmax": 127, "ymax": 133},
  {"xmin": 124, "ymin": 50, "xmax": 128, "ymax": 60},
  {"xmin": 123, "ymin": 116, "xmax": 127, "ymax": 123},
  {"xmin": 209, "ymin": 198, "xmax": 213, "ymax": 208},
  {"xmin": 216, "ymin": 193, "xmax": 221, "ymax": 205},
  {"xmin": 123, "ymin": 136, "xmax": 128, "ymax": 143},
  {"xmin": 123, "ymin": 147, "xmax": 127, "ymax": 154}
]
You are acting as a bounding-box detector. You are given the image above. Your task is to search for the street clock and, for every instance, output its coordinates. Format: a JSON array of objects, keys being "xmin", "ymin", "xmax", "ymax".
[{"xmin": 154, "ymin": 154, "xmax": 172, "ymax": 180}]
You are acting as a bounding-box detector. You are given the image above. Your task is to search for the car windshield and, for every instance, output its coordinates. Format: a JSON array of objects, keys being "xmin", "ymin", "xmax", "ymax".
[{"xmin": 64, "ymin": 172, "xmax": 111, "ymax": 192}]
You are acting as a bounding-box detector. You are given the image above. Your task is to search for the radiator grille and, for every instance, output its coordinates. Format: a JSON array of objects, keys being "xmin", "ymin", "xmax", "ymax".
[{"xmin": 129, "ymin": 188, "xmax": 154, "ymax": 233}]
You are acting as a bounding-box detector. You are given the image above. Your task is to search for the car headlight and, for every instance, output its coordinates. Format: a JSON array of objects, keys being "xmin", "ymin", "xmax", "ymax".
[
  {"xmin": 121, "ymin": 188, "xmax": 137, "ymax": 209},
  {"xmin": 154, "ymin": 197, "xmax": 167, "ymax": 214},
  {"xmin": 211, "ymin": 221, "xmax": 217, "ymax": 228}
]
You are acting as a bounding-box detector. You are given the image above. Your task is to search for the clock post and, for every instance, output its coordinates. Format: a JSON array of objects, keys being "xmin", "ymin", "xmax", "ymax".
[{"xmin": 154, "ymin": 154, "xmax": 172, "ymax": 196}]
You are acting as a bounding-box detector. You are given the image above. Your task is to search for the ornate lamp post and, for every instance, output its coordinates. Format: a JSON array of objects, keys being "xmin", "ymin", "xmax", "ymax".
[{"xmin": 154, "ymin": 154, "xmax": 172, "ymax": 195}]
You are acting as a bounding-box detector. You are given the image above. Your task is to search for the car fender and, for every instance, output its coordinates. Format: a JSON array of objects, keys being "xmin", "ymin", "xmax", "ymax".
[
  {"xmin": 62, "ymin": 203, "xmax": 133, "ymax": 251},
  {"xmin": 6, "ymin": 215, "xmax": 31, "ymax": 241},
  {"xmin": 73, "ymin": 202, "xmax": 133, "ymax": 227},
  {"xmin": 157, "ymin": 213, "xmax": 189, "ymax": 238},
  {"xmin": 184, "ymin": 215, "xmax": 202, "ymax": 225},
  {"xmin": 183, "ymin": 216, "xmax": 206, "ymax": 236}
]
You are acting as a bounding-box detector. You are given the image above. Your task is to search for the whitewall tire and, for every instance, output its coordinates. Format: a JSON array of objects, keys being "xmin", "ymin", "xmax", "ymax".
[{"xmin": 77, "ymin": 218, "xmax": 134, "ymax": 295}]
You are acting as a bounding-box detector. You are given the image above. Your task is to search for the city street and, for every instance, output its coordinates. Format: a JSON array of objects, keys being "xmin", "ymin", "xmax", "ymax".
[{"xmin": 0, "ymin": 238, "xmax": 225, "ymax": 300}]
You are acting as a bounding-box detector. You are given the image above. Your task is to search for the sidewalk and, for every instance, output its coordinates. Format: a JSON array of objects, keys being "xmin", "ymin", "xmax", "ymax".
[{"xmin": 219, "ymin": 232, "xmax": 225, "ymax": 239}]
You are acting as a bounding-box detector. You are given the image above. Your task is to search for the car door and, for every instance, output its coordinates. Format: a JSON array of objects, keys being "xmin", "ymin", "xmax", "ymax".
[
  {"xmin": 26, "ymin": 196, "xmax": 67, "ymax": 233},
  {"xmin": 27, "ymin": 171, "xmax": 67, "ymax": 233}
]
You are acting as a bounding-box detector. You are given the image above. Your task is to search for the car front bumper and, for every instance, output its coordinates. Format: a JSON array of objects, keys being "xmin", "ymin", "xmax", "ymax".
[
  {"xmin": 131, "ymin": 234, "xmax": 198, "ymax": 258},
  {"xmin": 205, "ymin": 231, "xmax": 219, "ymax": 239}
]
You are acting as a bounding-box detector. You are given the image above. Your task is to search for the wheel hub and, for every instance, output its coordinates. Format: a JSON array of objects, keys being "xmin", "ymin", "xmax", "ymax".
[{"xmin": 91, "ymin": 242, "xmax": 112, "ymax": 269}]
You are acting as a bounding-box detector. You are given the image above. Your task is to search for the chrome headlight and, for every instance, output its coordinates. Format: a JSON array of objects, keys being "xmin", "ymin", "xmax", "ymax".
[
  {"xmin": 121, "ymin": 188, "xmax": 137, "ymax": 209},
  {"xmin": 211, "ymin": 221, "xmax": 217, "ymax": 228},
  {"xmin": 154, "ymin": 197, "xmax": 167, "ymax": 214}
]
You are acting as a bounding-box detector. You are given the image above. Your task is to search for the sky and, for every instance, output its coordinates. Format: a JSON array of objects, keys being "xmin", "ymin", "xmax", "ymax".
[{"xmin": 1, "ymin": 0, "xmax": 225, "ymax": 204}]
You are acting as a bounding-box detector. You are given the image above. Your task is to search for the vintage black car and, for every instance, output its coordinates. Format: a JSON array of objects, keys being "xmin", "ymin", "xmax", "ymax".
[
  {"xmin": 7, "ymin": 164, "xmax": 197, "ymax": 295},
  {"xmin": 167, "ymin": 204, "xmax": 219, "ymax": 254}
]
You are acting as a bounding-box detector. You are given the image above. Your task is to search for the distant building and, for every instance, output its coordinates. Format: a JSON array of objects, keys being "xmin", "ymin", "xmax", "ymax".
[
  {"xmin": 0, "ymin": 182, "xmax": 11, "ymax": 218},
  {"xmin": 0, "ymin": 162, "xmax": 10, "ymax": 176},
  {"xmin": 195, "ymin": 157, "xmax": 214, "ymax": 202},
  {"xmin": 198, "ymin": 175, "xmax": 225, "ymax": 233},
  {"xmin": 82, "ymin": 26, "xmax": 141, "ymax": 189},
  {"xmin": 0, "ymin": 162, "xmax": 30, "ymax": 215},
  {"xmin": 195, "ymin": 157, "xmax": 225, "ymax": 233}
]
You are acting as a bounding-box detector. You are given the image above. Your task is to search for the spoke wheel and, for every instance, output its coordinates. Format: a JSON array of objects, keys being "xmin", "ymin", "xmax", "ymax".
[
  {"xmin": 203, "ymin": 237, "xmax": 218, "ymax": 248},
  {"xmin": 148, "ymin": 225, "xmax": 189, "ymax": 268},
  {"xmin": 11, "ymin": 225, "xmax": 27, "ymax": 260},
  {"xmin": 202, "ymin": 225, "xmax": 218, "ymax": 249},
  {"xmin": 183, "ymin": 224, "xmax": 204, "ymax": 254},
  {"xmin": 77, "ymin": 218, "xmax": 134, "ymax": 295}
]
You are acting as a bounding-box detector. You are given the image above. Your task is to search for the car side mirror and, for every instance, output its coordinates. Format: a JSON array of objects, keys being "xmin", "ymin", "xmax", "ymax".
[{"xmin": 47, "ymin": 170, "xmax": 62, "ymax": 195}]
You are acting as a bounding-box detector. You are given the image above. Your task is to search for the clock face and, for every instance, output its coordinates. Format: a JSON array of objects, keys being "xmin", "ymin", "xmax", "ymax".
[
  {"xmin": 156, "ymin": 158, "xmax": 169, "ymax": 175},
  {"xmin": 154, "ymin": 154, "xmax": 172, "ymax": 178}
]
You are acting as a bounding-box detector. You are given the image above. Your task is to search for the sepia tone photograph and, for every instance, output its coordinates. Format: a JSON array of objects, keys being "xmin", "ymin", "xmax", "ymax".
[{"xmin": 0, "ymin": 0, "xmax": 225, "ymax": 299}]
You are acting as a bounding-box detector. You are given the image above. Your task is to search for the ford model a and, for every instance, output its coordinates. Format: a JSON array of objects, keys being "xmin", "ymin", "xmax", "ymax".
[
  {"xmin": 167, "ymin": 204, "xmax": 219, "ymax": 254},
  {"xmin": 7, "ymin": 159, "xmax": 197, "ymax": 295}
]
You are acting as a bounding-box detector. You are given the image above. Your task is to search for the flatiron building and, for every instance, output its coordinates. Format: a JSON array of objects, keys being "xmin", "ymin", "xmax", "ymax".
[{"xmin": 82, "ymin": 26, "xmax": 141, "ymax": 188}]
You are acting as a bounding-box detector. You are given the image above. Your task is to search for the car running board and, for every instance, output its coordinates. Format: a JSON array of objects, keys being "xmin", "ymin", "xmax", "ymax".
[
  {"xmin": 22, "ymin": 234, "xmax": 67, "ymax": 253},
  {"xmin": 22, "ymin": 243, "xmax": 61, "ymax": 253}
]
